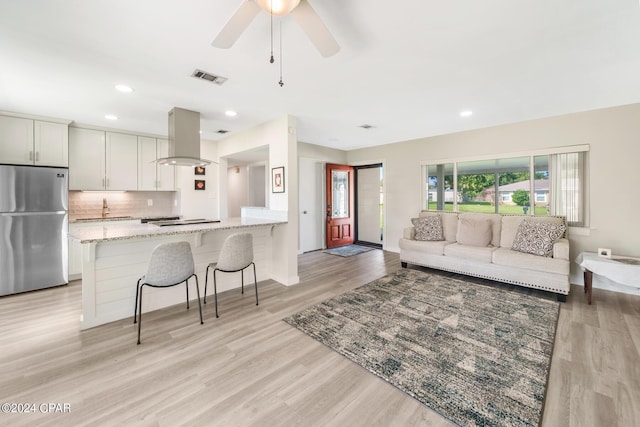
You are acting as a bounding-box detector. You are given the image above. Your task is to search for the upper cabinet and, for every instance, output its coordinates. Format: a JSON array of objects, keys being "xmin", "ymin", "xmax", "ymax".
[
  {"xmin": 0, "ymin": 115, "xmax": 68, "ymax": 167},
  {"xmin": 156, "ymin": 138, "xmax": 175, "ymax": 191},
  {"xmin": 69, "ymin": 128, "xmax": 106, "ymax": 190},
  {"xmin": 137, "ymin": 137, "xmax": 175, "ymax": 191},
  {"xmin": 69, "ymin": 128, "xmax": 138, "ymax": 190},
  {"xmin": 106, "ymin": 132, "xmax": 138, "ymax": 191}
]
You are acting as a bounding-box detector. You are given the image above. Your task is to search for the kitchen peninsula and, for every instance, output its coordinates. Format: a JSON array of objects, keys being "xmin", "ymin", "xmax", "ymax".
[{"xmin": 69, "ymin": 216, "xmax": 286, "ymax": 329}]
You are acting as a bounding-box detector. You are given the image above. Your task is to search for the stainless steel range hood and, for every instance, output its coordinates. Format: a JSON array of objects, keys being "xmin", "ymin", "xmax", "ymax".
[{"xmin": 156, "ymin": 107, "xmax": 214, "ymax": 167}]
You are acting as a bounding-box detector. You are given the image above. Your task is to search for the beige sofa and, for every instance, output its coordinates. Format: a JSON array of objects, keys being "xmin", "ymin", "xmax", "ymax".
[{"xmin": 399, "ymin": 212, "xmax": 570, "ymax": 301}]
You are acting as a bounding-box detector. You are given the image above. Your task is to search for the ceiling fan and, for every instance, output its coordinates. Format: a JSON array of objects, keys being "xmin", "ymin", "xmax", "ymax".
[{"xmin": 212, "ymin": 0, "xmax": 340, "ymax": 57}]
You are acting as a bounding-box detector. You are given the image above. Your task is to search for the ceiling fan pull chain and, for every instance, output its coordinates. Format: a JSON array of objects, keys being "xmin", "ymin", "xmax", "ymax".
[
  {"xmin": 269, "ymin": 0, "xmax": 275, "ymax": 63},
  {"xmin": 279, "ymin": 19, "xmax": 284, "ymax": 87}
]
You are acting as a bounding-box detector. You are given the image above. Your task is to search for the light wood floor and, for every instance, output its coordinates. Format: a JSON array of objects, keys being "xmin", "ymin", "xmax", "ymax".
[{"xmin": 1, "ymin": 249, "xmax": 639, "ymax": 426}]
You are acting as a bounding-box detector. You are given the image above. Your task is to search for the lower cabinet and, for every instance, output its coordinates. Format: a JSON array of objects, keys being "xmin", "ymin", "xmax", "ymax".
[{"xmin": 68, "ymin": 237, "xmax": 82, "ymax": 280}]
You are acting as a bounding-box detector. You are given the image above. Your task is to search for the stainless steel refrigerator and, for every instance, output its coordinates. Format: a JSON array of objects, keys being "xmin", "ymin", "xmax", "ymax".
[{"xmin": 0, "ymin": 165, "xmax": 68, "ymax": 296}]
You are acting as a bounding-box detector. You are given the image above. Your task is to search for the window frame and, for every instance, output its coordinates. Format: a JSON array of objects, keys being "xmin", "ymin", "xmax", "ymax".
[{"xmin": 421, "ymin": 144, "xmax": 589, "ymax": 227}]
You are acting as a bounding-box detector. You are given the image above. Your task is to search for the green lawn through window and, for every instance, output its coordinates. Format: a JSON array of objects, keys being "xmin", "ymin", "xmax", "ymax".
[{"xmin": 427, "ymin": 202, "xmax": 547, "ymax": 215}]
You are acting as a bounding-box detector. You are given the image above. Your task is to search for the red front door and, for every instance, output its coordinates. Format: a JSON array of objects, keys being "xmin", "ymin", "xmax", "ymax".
[{"xmin": 326, "ymin": 163, "xmax": 355, "ymax": 248}]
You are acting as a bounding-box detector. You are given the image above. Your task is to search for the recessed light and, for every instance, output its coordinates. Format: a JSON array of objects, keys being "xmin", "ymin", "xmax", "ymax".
[
  {"xmin": 104, "ymin": 114, "xmax": 118, "ymax": 120},
  {"xmin": 225, "ymin": 110, "xmax": 237, "ymax": 117},
  {"xmin": 115, "ymin": 84, "xmax": 133, "ymax": 93},
  {"xmin": 460, "ymin": 110, "xmax": 473, "ymax": 117}
]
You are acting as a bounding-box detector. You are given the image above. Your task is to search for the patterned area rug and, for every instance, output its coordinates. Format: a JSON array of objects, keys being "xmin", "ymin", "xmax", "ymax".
[
  {"xmin": 323, "ymin": 244, "xmax": 374, "ymax": 257},
  {"xmin": 284, "ymin": 269, "xmax": 559, "ymax": 427}
]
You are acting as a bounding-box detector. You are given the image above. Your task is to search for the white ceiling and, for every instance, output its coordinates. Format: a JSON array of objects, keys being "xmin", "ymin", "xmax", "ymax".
[{"xmin": 1, "ymin": 1, "xmax": 639, "ymax": 151}]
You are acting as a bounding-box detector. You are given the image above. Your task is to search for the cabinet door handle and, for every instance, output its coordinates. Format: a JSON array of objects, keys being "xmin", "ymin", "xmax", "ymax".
[
  {"xmin": 35, "ymin": 151, "xmax": 39, "ymax": 162},
  {"xmin": 29, "ymin": 151, "xmax": 33, "ymax": 161},
  {"xmin": 102, "ymin": 178, "xmax": 105, "ymax": 188},
  {"xmin": 106, "ymin": 178, "xmax": 110, "ymax": 189}
]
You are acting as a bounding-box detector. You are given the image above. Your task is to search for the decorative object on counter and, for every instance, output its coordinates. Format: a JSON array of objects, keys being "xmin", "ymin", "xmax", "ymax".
[
  {"xmin": 598, "ymin": 247, "xmax": 612, "ymax": 258},
  {"xmin": 284, "ymin": 268, "xmax": 559, "ymax": 427},
  {"xmin": 194, "ymin": 180, "xmax": 205, "ymax": 190},
  {"xmin": 272, "ymin": 166, "xmax": 285, "ymax": 193},
  {"xmin": 204, "ymin": 233, "xmax": 258, "ymax": 318},
  {"xmin": 134, "ymin": 241, "xmax": 203, "ymax": 344},
  {"xmin": 323, "ymin": 244, "xmax": 374, "ymax": 257},
  {"xmin": 195, "ymin": 166, "xmax": 205, "ymax": 175}
]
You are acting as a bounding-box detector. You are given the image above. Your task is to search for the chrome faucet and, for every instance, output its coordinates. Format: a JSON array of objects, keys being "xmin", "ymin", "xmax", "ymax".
[{"xmin": 101, "ymin": 198, "xmax": 110, "ymax": 218}]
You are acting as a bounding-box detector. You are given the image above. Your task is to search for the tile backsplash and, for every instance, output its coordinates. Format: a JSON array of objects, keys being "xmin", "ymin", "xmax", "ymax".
[{"xmin": 69, "ymin": 191, "xmax": 179, "ymax": 220}]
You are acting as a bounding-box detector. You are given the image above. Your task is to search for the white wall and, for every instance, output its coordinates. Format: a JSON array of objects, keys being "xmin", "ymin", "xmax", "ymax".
[
  {"xmin": 347, "ymin": 103, "xmax": 640, "ymax": 294},
  {"xmin": 226, "ymin": 165, "xmax": 248, "ymax": 217},
  {"xmin": 217, "ymin": 116, "xmax": 299, "ymax": 286},
  {"xmin": 248, "ymin": 163, "xmax": 267, "ymax": 207}
]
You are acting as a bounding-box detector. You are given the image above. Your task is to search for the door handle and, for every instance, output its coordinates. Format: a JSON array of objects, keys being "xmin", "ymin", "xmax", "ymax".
[{"xmin": 302, "ymin": 211, "xmax": 307, "ymax": 214}]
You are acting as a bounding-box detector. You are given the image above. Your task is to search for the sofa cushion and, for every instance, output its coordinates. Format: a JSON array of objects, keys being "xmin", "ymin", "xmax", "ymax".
[
  {"xmin": 492, "ymin": 248, "xmax": 569, "ymax": 275},
  {"xmin": 444, "ymin": 243, "xmax": 497, "ymax": 263},
  {"xmin": 458, "ymin": 213, "xmax": 502, "ymax": 246},
  {"xmin": 501, "ymin": 215, "xmax": 566, "ymax": 249},
  {"xmin": 456, "ymin": 217, "xmax": 492, "ymax": 247},
  {"xmin": 411, "ymin": 215, "xmax": 444, "ymax": 241},
  {"xmin": 511, "ymin": 220, "xmax": 567, "ymax": 257},
  {"xmin": 399, "ymin": 238, "xmax": 452, "ymax": 256},
  {"xmin": 419, "ymin": 211, "xmax": 458, "ymax": 241}
]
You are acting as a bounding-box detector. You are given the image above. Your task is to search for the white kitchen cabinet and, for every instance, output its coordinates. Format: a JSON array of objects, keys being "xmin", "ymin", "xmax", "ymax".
[
  {"xmin": 34, "ymin": 120, "xmax": 68, "ymax": 167},
  {"xmin": 0, "ymin": 116, "xmax": 68, "ymax": 166},
  {"xmin": 156, "ymin": 138, "xmax": 175, "ymax": 190},
  {"xmin": 137, "ymin": 137, "xmax": 175, "ymax": 191},
  {"xmin": 69, "ymin": 128, "xmax": 106, "ymax": 190},
  {"xmin": 137, "ymin": 136, "xmax": 157, "ymax": 190},
  {"xmin": 68, "ymin": 237, "xmax": 82, "ymax": 280},
  {"xmin": 106, "ymin": 132, "xmax": 138, "ymax": 190},
  {"xmin": 0, "ymin": 115, "xmax": 33, "ymax": 165},
  {"xmin": 69, "ymin": 129, "xmax": 138, "ymax": 190}
]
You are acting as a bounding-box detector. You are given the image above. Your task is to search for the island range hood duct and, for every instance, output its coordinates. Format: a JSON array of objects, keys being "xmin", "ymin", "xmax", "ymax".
[{"xmin": 156, "ymin": 107, "xmax": 214, "ymax": 167}]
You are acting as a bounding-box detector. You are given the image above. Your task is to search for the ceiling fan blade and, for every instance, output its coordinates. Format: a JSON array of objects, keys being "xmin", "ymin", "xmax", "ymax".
[
  {"xmin": 212, "ymin": 0, "xmax": 261, "ymax": 48},
  {"xmin": 290, "ymin": 0, "xmax": 340, "ymax": 57}
]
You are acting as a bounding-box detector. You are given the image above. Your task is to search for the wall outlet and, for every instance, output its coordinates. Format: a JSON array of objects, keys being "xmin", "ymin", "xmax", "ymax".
[{"xmin": 147, "ymin": 199, "xmax": 153, "ymax": 206}]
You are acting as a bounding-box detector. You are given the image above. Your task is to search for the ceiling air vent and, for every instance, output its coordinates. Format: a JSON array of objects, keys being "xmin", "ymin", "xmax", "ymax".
[
  {"xmin": 191, "ymin": 69, "xmax": 228, "ymax": 85},
  {"xmin": 217, "ymin": 129, "xmax": 230, "ymax": 134}
]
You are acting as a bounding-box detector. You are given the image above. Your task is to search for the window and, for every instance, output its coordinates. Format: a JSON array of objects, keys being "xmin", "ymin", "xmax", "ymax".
[
  {"xmin": 425, "ymin": 163, "xmax": 454, "ymax": 211},
  {"xmin": 422, "ymin": 147, "xmax": 588, "ymax": 226}
]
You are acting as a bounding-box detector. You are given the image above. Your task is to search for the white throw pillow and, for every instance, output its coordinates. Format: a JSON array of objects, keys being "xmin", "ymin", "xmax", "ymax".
[
  {"xmin": 411, "ymin": 215, "xmax": 444, "ymax": 241},
  {"xmin": 511, "ymin": 220, "xmax": 566, "ymax": 257},
  {"xmin": 456, "ymin": 217, "xmax": 492, "ymax": 247}
]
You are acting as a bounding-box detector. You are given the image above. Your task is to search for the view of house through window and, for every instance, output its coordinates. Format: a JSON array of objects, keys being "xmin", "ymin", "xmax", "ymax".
[{"xmin": 423, "ymin": 149, "xmax": 587, "ymax": 226}]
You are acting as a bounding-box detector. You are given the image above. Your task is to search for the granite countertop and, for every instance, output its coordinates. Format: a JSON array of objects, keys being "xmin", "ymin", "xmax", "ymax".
[
  {"xmin": 70, "ymin": 215, "xmax": 178, "ymax": 223},
  {"xmin": 68, "ymin": 217, "xmax": 286, "ymax": 243}
]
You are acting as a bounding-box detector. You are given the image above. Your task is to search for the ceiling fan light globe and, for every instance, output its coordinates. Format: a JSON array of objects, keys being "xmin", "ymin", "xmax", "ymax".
[{"xmin": 255, "ymin": 0, "xmax": 301, "ymax": 16}]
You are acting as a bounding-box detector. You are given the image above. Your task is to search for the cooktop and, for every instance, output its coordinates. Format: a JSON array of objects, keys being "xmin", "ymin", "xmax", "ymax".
[{"xmin": 150, "ymin": 218, "xmax": 221, "ymax": 227}]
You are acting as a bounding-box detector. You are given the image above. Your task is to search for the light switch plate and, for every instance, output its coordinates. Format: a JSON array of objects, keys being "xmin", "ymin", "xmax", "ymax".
[{"xmin": 147, "ymin": 199, "xmax": 153, "ymax": 206}]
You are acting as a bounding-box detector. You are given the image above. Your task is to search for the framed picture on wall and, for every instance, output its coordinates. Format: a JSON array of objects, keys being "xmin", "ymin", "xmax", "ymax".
[
  {"xmin": 272, "ymin": 166, "xmax": 285, "ymax": 193},
  {"xmin": 195, "ymin": 166, "xmax": 205, "ymax": 175},
  {"xmin": 194, "ymin": 180, "xmax": 206, "ymax": 190}
]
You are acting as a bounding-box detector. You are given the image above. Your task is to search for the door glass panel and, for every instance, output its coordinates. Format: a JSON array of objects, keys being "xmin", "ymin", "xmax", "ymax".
[{"xmin": 332, "ymin": 170, "xmax": 349, "ymax": 218}]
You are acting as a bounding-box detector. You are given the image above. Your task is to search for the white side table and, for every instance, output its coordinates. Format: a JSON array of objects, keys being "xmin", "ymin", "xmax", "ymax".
[{"xmin": 576, "ymin": 252, "xmax": 640, "ymax": 304}]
